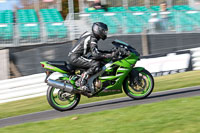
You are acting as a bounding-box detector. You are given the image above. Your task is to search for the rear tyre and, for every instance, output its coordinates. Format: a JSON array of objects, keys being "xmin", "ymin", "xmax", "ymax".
[
  {"xmin": 47, "ymin": 86, "xmax": 80, "ymax": 111},
  {"xmin": 123, "ymin": 69, "xmax": 154, "ymax": 100}
]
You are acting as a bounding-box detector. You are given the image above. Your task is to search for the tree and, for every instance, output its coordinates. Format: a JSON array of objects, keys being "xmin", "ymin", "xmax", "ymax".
[{"xmin": 61, "ymin": 0, "xmax": 79, "ymax": 18}]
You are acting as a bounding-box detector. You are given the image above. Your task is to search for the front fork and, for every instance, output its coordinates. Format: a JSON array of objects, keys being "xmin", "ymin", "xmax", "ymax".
[{"xmin": 130, "ymin": 67, "xmax": 145, "ymax": 86}]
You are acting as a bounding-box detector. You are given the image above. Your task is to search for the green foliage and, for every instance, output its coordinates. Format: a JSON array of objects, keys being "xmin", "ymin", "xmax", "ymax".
[{"xmin": 61, "ymin": 0, "xmax": 79, "ymax": 18}]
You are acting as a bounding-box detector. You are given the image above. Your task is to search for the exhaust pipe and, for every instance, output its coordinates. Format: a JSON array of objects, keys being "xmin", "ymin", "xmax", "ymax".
[{"xmin": 47, "ymin": 79, "xmax": 74, "ymax": 93}]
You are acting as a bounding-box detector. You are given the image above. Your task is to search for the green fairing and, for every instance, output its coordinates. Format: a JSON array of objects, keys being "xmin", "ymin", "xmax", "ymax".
[
  {"xmin": 40, "ymin": 62, "xmax": 77, "ymax": 86},
  {"xmin": 40, "ymin": 61, "xmax": 67, "ymax": 74},
  {"xmin": 133, "ymin": 67, "xmax": 145, "ymax": 72},
  {"xmin": 98, "ymin": 54, "xmax": 138, "ymax": 96}
]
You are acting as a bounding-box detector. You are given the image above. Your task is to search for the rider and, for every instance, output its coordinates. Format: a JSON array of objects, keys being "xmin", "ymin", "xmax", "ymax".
[{"xmin": 68, "ymin": 22, "xmax": 117, "ymax": 91}]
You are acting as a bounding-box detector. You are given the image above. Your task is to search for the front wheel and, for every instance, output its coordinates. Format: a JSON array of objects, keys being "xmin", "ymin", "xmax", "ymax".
[
  {"xmin": 47, "ymin": 86, "xmax": 81, "ymax": 111},
  {"xmin": 123, "ymin": 69, "xmax": 154, "ymax": 100}
]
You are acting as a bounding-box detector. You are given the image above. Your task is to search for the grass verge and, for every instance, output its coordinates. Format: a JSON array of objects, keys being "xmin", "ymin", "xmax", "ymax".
[
  {"xmin": 1, "ymin": 95, "xmax": 200, "ymax": 133},
  {"xmin": 0, "ymin": 70, "xmax": 200, "ymax": 119}
]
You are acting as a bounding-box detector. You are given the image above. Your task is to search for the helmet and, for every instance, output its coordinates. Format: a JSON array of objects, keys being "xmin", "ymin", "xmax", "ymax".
[{"xmin": 92, "ymin": 22, "xmax": 108, "ymax": 40}]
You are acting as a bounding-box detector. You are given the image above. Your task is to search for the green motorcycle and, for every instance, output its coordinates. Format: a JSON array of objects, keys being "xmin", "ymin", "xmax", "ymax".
[{"xmin": 40, "ymin": 40, "xmax": 154, "ymax": 111}]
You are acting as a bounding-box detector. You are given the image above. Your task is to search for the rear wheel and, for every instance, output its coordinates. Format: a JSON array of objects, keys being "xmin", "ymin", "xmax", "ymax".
[
  {"xmin": 47, "ymin": 86, "xmax": 80, "ymax": 111},
  {"xmin": 123, "ymin": 69, "xmax": 154, "ymax": 99}
]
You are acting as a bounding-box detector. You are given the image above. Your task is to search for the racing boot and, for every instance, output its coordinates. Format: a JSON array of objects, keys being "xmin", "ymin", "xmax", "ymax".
[{"xmin": 78, "ymin": 72, "xmax": 90, "ymax": 92}]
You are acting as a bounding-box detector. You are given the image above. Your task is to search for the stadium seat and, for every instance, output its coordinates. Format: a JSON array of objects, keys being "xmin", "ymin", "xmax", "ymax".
[
  {"xmin": 85, "ymin": 5, "xmax": 196, "ymax": 34},
  {"xmin": 129, "ymin": 6, "xmax": 148, "ymax": 12},
  {"xmin": 124, "ymin": 12, "xmax": 149, "ymax": 33},
  {"xmin": 40, "ymin": 9, "xmax": 67, "ymax": 39},
  {"xmin": 85, "ymin": 6, "xmax": 149, "ymax": 34},
  {"xmin": 172, "ymin": 5, "xmax": 193, "ymax": 10},
  {"xmin": 0, "ymin": 10, "xmax": 13, "ymax": 40},
  {"xmin": 107, "ymin": 7, "xmax": 127, "ymax": 12},
  {"xmin": 17, "ymin": 9, "xmax": 40, "ymax": 39},
  {"xmin": 186, "ymin": 11, "xmax": 200, "ymax": 28},
  {"xmin": 150, "ymin": 6, "xmax": 160, "ymax": 11},
  {"xmin": 89, "ymin": 13, "xmax": 118, "ymax": 34}
]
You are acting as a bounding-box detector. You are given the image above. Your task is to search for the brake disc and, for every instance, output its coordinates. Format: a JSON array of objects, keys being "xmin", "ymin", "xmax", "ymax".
[
  {"xmin": 58, "ymin": 90, "xmax": 71, "ymax": 101},
  {"xmin": 131, "ymin": 77, "xmax": 147, "ymax": 92}
]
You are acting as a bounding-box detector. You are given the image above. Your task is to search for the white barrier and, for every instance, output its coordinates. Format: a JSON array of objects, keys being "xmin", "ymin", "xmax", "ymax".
[
  {"xmin": 136, "ymin": 52, "xmax": 191, "ymax": 75},
  {"xmin": 191, "ymin": 47, "xmax": 200, "ymax": 70},
  {"xmin": 0, "ymin": 49, "xmax": 9, "ymax": 80},
  {"xmin": 0, "ymin": 48, "xmax": 200, "ymax": 104},
  {"xmin": 0, "ymin": 73, "xmax": 62, "ymax": 104}
]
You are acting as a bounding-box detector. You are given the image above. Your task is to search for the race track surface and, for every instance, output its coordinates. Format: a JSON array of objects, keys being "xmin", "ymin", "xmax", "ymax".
[{"xmin": 0, "ymin": 86, "xmax": 200, "ymax": 128}]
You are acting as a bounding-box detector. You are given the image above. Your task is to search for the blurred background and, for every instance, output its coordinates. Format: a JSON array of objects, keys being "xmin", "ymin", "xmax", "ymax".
[{"xmin": 0, "ymin": 0, "xmax": 200, "ymax": 80}]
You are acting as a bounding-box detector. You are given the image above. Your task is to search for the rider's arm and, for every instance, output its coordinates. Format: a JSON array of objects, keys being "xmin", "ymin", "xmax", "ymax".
[
  {"xmin": 90, "ymin": 38, "xmax": 113, "ymax": 59},
  {"xmin": 98, "ymin": 49, "xmax": 112, "ymax": 53}
]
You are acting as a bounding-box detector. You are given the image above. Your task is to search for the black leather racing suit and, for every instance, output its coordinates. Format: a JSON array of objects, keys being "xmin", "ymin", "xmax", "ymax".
[{"xmin": 68, "ymin": 31, "xmax": 112, "ymax": 75}]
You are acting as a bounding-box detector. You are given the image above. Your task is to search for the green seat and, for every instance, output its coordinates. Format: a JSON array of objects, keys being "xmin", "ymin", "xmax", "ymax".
[
  {"xmin": 0, "ymin": 10, "xmax": 13, "ymax": 39},
  {"xmin": 129, "ymin": 6, "xmax": 148, "ymax": 12},
  {"xmin": 17, "ymin": 9, "xmax": 40, "ymax": 39},
  {"xmin": 40, "ymin": 9, "xmax": 67, "ymax": 38},
  {"xmin": 173, "ymin": 5, "xmax": 193, "ymax": 10},
  {"xmin": 107, "ymin": 7, "xmax": 126, "ymax": 12},
  {"xmin": 150, "ymin": 6, "xmax": 160, "ymax": 11}
]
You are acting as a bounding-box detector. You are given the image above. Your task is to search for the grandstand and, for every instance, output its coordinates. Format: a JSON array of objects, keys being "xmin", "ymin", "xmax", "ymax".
[
  {"xmin": 0, "ymin": 0, "xmax": 66, "ymax": 46},
  {"xmin": 83, "ymin": 4, "xmax": 200, "ymax": 34},
  {"xmin": 0, "ymin": 0, "xmax": 199, "ymax": 46}
]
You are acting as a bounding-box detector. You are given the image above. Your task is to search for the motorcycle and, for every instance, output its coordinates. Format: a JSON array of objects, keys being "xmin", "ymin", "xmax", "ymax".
[{"xmin": 40, "ymin": 40, "xmax": 154, "ymax": 111}]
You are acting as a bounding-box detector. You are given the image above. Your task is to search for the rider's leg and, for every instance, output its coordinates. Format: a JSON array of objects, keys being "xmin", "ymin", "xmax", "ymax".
[
  {"xmin": 80, "ymin": 61, "xmax": 100, "ymax": 90},
  {"xmin": 69, "ymin": 55, "xmax": 100, "ymax": 91}
]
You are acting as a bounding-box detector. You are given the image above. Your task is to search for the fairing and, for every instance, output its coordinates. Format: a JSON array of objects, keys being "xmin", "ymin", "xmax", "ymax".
[{"xmin": 97, "ymin": 53, "xmax": 139, "ymax": 96}]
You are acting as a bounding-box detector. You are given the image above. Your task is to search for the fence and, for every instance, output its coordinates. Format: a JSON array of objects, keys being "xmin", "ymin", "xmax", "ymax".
[
  {"xmin": 84, "ymin": 0, "xmax": 190, "ymax": 8},
  {"xmin": 67, "ymin": 10, "xmax": 200, "ymax": 40},
  {"xmin": 1, "ymin": 9, "xmax": 200, "ymax": 47},
  {"xmin": 0, "ymin": 22, "xmax": 68, "ymax": 47},
  {"xmin": 0, "ymin": 47, "xmax": 199, "ymax": 104}
]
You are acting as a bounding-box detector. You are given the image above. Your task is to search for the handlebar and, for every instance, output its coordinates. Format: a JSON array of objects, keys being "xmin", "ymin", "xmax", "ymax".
[{"xmin": 111, "ymin": 48, "xmax": 129, "ymax": 61}]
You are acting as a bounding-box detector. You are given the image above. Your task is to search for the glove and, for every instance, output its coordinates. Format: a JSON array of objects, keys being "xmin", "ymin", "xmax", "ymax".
[
  {"xmin": 103, "ymin": 53, "xmax": 113, "ymax": 59},
  {"xmin": 103, "ymin": 50, "xmax": 119, "ymax": 59},
  {"xmin": 112, "ymin": 50, "xmax": 120, "ymax": 58}
]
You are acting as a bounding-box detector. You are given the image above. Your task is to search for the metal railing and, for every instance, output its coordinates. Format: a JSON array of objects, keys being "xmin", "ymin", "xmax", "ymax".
[
  {"xmin": 66, "ymin": 10, "xmax": 200, "ymax": 40},
  {"xmin": 84, "ymin": 0, "xmax": 190, "ymax": 8},
  {"xmin": 1, "ymin": 10, "xmax": 200, "ymax": 47},
  {"xmin": 172, "ymin": 0, "xmax": 189, "ymax": 5},
  {"xmin": 0, "ymin": 21, "xmax": 68, "ymax": 47},
  {"xmin": 128, "ymin": 0, "xmax": 145, "ymax": 7}
]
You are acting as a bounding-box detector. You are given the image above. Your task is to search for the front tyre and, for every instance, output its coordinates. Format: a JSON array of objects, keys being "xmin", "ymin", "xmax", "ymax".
[
  {"xmin": 123, "ymin": 69, "xmax": 154, "ymax": 100},
  {"xmin": 47, "ymin": 86, "xmax": 80, "ymax": 111}
]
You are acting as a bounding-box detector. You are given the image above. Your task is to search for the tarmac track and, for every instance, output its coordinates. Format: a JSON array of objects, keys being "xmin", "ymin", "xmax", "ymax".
[{"xmin": 0, "ymin": 86, "xmax": 200, "ymax": 128}]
